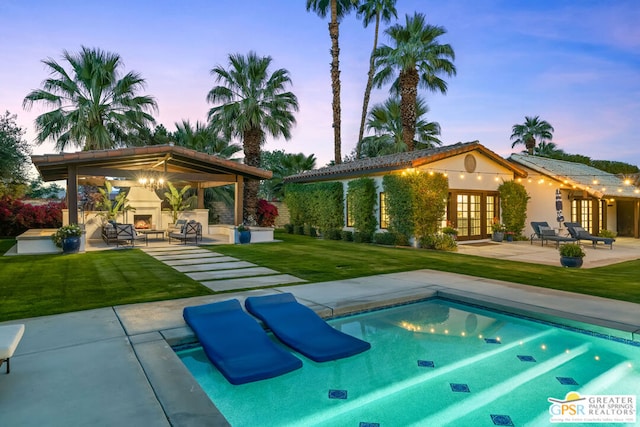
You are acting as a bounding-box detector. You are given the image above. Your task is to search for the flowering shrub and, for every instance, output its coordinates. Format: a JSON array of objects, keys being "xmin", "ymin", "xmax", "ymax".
[
  {"xmin": 0, "ymin": 196, "xmax": 63, "ymax": 237},
  {"xmin": 51, "ymin": 224, "xmax": 83, "ymax": 247},
  {"xmin": 256, "ymin": 199, "xmax": 278, "ymax": 227}
]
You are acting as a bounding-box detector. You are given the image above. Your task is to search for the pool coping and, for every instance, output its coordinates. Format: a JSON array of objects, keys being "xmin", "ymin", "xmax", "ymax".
[{"xmin": 123, "ymin": 269, "xmax": 640, "ymax": 427}]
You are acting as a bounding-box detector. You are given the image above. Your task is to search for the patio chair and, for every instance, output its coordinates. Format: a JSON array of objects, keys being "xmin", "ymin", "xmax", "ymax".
[
  {"xmin": 168, "ymin": 221, "xmax": 201, "ymax": 245},
  {"xmin": 115, "ymin": 224, "xmax": 148, "ymax": 247},
  {"xmin": 530, "ymin": 222, "xmax": 576, "ymax": 248},
  {"xmin": 564, "ymin": 222, "xmax": 615, "ymax": 249},
  {"xmin": 0, "ymin": 324, "xmax": 25, "ymax": 374},
  {"xmin": 101, "ymin": 222, "xmax": 118, "ymax": 245}
]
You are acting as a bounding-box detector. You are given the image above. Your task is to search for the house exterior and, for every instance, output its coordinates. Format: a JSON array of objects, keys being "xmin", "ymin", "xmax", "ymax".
[
  {"xmin": 509, "ymin": 154, "xmax": 640, "ymax": 238},
  {"xmin": 285, "ymin": 141, "xmax": 527, "ymax": 241}
]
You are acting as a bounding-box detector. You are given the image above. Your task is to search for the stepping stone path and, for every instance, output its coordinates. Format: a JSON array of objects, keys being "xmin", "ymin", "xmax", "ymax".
[{"xmin": 141, "ymin": 244, "xmax": 306, "ymax": 291}]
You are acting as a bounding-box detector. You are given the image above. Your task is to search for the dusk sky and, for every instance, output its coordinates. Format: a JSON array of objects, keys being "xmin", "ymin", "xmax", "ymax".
[{"xmin": 1, "ymin": 0, "xmax": 639, "ymax": 170}]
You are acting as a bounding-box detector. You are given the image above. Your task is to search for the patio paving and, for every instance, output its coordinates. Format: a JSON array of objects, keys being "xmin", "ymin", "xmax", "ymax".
[{"xmin": 2, "ymin": 268, "xmax": 638, "ymax": 427}]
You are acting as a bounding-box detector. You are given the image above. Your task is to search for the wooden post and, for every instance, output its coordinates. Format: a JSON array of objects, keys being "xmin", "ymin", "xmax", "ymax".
[
  {"xmin": 197, "ymin": 183, "xmax": 205, "ymax": 209},
  {"xmin": 234, "ymin": 176, "xmax": 243, "ymax": 225},
  {"xmin": 67, "ymin": 165, "xmax": 79, "ymax": 225}
]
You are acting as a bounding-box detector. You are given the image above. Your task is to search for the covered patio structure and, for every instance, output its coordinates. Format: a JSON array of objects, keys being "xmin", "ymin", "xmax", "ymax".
[{"xmin": 30, "ymin": 145, "xmax": 272, "ymax": 246}]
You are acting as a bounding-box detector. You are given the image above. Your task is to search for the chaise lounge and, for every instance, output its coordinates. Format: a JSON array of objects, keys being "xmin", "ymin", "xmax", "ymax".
[
  {"xmin": 245, "ymin": 293, "xmax": 371, "ymax": 362},
  {"xmin": 183, "ymin": 299, "xmax": 302, "ymax": 385},
  {"xmin": 530, "ymin": 222, "xmax": 576, "ymax": 248},
  {"xmin": 0, "ymin": 324, "xmax": 25, "ymax": 374},
  {"xmin": 564, "ymin": 222, "xmax": 615, "ymax": 249}
]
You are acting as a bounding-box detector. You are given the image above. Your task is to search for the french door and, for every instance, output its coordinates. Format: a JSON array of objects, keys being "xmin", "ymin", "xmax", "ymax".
[{"xmin": 451, "ymin": 192, "xmax": 498, "ymax": 241}]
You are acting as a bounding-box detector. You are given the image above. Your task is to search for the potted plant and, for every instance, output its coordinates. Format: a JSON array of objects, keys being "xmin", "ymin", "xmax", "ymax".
[
  {"xmin": 51, "ymin": 223, "xmax": 83, "ymax": 254},
  {"xmin": 237, "ymin": 224, "xmax": 251, "ymax": 244},
  {"xmin": 491, "ymin": 219, "xmax": 505, "ymax": 242},
  {"xmin": 164, "ymin": 182, "xmax": 197, "ymax": 224},
  {"xmin": 505, "ymin": 230, "xmax": 515, "ymax": 242},
  {"xmin": 559, "ymin": 243, "xmax": 586, "ymax": 268}
]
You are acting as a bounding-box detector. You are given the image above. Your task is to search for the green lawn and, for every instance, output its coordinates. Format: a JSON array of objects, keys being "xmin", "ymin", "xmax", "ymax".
[
  {"xmin": 214, "ymin": 231, "xmax": 640, "ymax": 304},
  {"xmin": 1, "ymin": 231, "xmax": 639, "ymax": 322},
  {"xmin": 0, "ymin": 248, "xmax": 212, "ymax": 321}
]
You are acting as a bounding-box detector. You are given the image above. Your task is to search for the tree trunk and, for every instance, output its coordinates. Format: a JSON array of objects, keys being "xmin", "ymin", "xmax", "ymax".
[
  {"xmin": 329, "ymin": 4, "xmax": 342, "ymax": 164},
  {"xmin": 399, "ymin": 68, "xmax": 419, "ymax": 151},
  {"xmin": 356, "ymin": 12, "xmax": 380, "ymax": 158},
  {"xmin": 242, "ymin": 127, "xmax": 262, "ymax": 223},
  {"xmin": 525, "ymin": 135, "xmax": 535, "ymax": 155}
]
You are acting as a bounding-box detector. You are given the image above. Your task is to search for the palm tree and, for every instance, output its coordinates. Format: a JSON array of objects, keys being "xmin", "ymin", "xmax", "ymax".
[
  {"xmin": 306, "ymin": 0, "xmax": 357, "ymax": 164},
  {"xmin": 510, "ymin": 115, "xmax": 554, "ymax": 155},
  {"xmin": 263, "ymin": 152, "xmax": 317, "ymax": 200},
  {"xmin": 23, "ymin": 46, "xmax": 157, "ymax": 152},
  {"xmin": 360, "ymin": 96, "xmax": 441, "ymax": 157},
  {"xmin": 373, "ymin": 13, "xmax": 456, "ymax": 151},
  {"xmin": 533, "ymin": 141, "xmax": 564, "ymax": 157},
  {"xmin": 173, "ymin": 120, "xmax": 241, "ymax": 158},
  {"xmin": 355, "ymin": 0, "xmax": 398, "ymax": 157},
  {"xmin": 207, "ymin": 52, "xmax": 298, "ymax": 223}
]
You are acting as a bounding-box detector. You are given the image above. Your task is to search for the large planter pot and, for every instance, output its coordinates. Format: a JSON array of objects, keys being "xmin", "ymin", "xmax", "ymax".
[
  {"xmin": 560, "ymin": 256, "xmax": 583, "ymax": 268},
  {"xmin": 492, "ymin": 232, "xmax": 504, "ymax": 242},
  {"xmin": 239, "ymin": 230, "xmax": 251, "ymax": 244},
  {"xmin": 62, "ymin": 236, "xmax": 81, "ymax": 254}
]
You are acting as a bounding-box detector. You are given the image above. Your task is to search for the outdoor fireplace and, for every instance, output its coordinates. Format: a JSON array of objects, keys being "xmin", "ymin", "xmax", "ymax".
[{"xmin": 134, "ymin": 214, "xmax": 153, "ymax": 229}]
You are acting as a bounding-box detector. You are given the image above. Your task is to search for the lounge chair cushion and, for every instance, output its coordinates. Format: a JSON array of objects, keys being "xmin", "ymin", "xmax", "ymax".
[
  {"xmin": 245, "ymin": 293, "xmax": 371, "ymax": 362},
  {"xmin": 539, "ymin": 226, "xmax": 556, "ymax": 237},
  {"xmin": 183, "ymin": 300, "xmax": 302, "ymax": 385}
]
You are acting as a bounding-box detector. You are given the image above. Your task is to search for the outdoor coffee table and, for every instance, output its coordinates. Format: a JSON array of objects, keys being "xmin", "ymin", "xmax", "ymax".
[{"xmin": 137, "ymin": 229, "xmax": 165, "ymax": 240}]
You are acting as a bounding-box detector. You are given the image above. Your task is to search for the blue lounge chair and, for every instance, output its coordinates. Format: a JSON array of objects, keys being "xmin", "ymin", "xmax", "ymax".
[
  {"xmin": 564, "ymin": 222, "xmax": 615, "ymax": 249},
  {"xmin": 245, "ymin": 293, "xmax": 371, "ymax": 362},
  {"xmin": 530, "ymin": 221, "xmax": 576, "ymax": 248},
  {"xmin": 183, "ymin": 299, "xmax": 302, "ymax": 385}
]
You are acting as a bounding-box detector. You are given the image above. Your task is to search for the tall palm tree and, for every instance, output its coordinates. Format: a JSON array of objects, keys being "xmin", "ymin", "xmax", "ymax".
[
  {"xmin": 510, "ymin": 115, "xmax": 555, "ymax": 155},
  {"xmin": 23, "ymin": 46, "xmax": 157, "ymax": 152},
  {"xmin": 360, "ymin": 96, "xmax": 441, "ymax": 157},
  {"xmin": 207, "ymin": 52, "xmax": 298, "ymax": 223},
  {"xmin": 173, "ymin": 120, "xmax": 241, "ymax": 158},
  {"xmin": 306, "ymin": 0, "xmax": 357, "ymax": 164},
  {"xmin": 355, "ymin": 0, "xmax": 398, "ymax": 157},
  {"xmin": 373, "ymin": 13, "xmax": 456, "ymax": 151}
]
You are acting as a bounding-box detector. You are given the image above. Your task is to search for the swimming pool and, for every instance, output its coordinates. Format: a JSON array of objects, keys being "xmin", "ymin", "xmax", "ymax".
[{"xmin": 177, "ymin": 299, "xmax": 639, "ymax": 426}]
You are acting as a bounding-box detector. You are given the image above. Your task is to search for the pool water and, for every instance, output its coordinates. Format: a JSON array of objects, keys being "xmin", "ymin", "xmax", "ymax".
[{"xmin": 177, "ymin": 299, "xmax": 639, "ymax": 426}]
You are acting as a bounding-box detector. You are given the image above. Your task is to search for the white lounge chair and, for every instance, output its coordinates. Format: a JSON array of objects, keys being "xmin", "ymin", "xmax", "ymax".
[{"xmin": 0, "ymin": 324, "xmax": 25, "ymax": 374}]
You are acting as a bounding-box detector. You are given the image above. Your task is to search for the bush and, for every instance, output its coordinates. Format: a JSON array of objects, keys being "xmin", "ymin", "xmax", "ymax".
[
  {"xmin": 0, "ymin": 196, "xmax": 64, "ymax": 237},
  {"xmin": 419, "ymin": 233, "xmax": 458, "ymax": 252},
  {"xmin": 341, "ymin": 230, "xmax": 353, "ymax": 241},
  {"xmin": 347, "ymin": 178, "xmax": 378, "ymax": 237},
  {"xmin": 294, "ymin": 225, "xmax": 305, "ymax": 235},
  {"xmin": 353, "ymin": 231, "xmax": 372, "ymax": 243},
  {"xmin": 305, "ymin": 224, "xmax": 317, "ymax": 237},
  {"xmin": 599, "ymin": 229, "xmax": 617, "ymax": 238},
  {"xmin": 323, "ymin": 229, "xmax": 342, "ymax": 240},
  {"xmin": 256, "ymin": 199, "xmax": 278, "ymax": 227},
  {"xmin": 498, "ymin": 180, "xmax": 530, "ymax": 236},
  {"xmin": 373, "ymin": 232, "xmax": 397, "ymax": 246},
  {"xmin": 284, "ymin": 223, "xmax": 294, "ymax": 234},
  {"xmin": 559, "ymin": 243, "xmax": 586, "ymax": 258}
]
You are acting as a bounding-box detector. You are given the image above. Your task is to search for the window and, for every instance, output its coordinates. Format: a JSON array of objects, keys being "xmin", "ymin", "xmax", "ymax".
[
  {"xmin": 379, "ymin": 192, "xmax": 389, "ymax": 229},
  {"xmin": 486, "ymin": 195, "xmax": 496, "ymax": 235},
  {"xmin": 346, "ymin": 194, "xmax": 354, "ymax": 227}
]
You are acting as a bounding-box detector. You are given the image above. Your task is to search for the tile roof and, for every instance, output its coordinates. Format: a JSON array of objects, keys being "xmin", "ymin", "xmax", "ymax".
[
  {"xmin": 285, "ymin": 141, "xmax": 526, "ymax": 183},
  {"xmin": 509, "ymin": 154, "xmax": 640, "ymax": 199}
]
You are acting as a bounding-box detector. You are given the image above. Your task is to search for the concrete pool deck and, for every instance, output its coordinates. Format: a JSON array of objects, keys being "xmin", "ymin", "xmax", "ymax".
[{"xmin": 1, "ymin": 268, "xmax": 639, "ymax": 427}]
